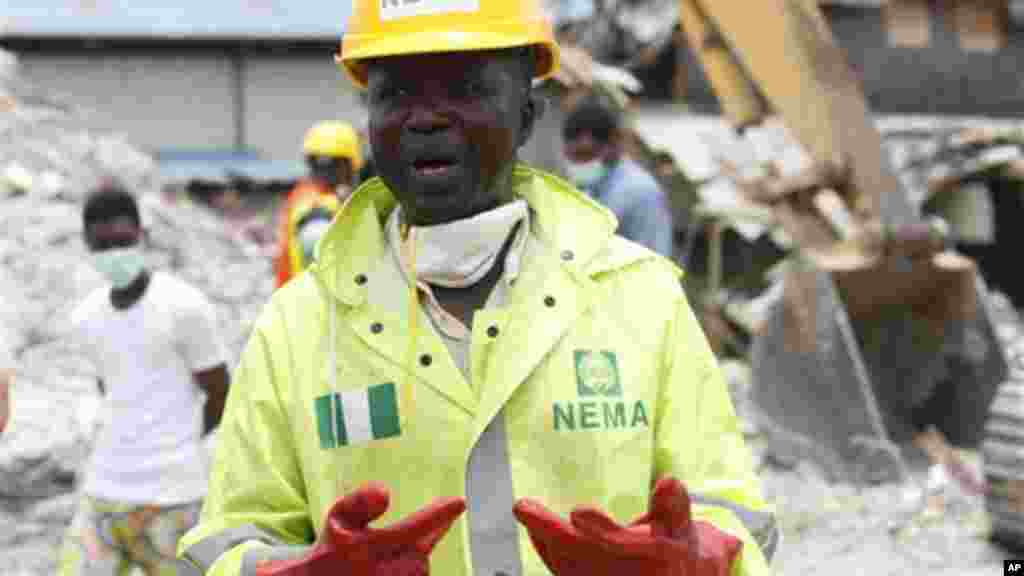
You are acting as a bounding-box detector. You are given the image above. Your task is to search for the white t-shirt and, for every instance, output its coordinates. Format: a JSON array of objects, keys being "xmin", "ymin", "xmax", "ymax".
[{"xmin": 71, "ymin": 271, "xmax": 227, "ymax": 505}]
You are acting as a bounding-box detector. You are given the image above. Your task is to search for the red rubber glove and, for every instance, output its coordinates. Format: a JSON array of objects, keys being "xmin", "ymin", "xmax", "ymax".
[
  {"xmin": 255, "ymin": 482, "xmax": 466, "ymax": 576},
  {"xmin": 513, "ymin": 477, "xmax": 742, "ymax": 576}
]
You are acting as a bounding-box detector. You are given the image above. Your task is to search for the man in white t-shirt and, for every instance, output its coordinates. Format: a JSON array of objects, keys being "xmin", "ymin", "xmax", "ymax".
[{"xmin": 58, "ymin": 184, "xmax": 231, "ymax": 576}]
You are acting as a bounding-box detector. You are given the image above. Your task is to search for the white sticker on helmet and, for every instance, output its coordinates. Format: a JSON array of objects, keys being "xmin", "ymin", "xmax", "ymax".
[{"xmin": 380, "ymin": 0, "xmax": 480, "ymax": 21}]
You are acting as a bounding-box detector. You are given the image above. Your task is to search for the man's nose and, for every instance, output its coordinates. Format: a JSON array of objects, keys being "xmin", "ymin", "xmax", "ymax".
[{"xmin": 405, "ymin": 97, "xmax": 452, "ymax": 134}]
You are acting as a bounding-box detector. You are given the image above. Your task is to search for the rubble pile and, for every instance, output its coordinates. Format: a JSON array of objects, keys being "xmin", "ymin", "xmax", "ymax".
[{"xmin": 0, "ymin": 50, "xmax": 273, "ymax": 572}]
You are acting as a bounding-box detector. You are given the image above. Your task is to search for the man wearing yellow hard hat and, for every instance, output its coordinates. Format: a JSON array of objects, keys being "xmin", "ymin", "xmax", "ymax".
[
  {"xmin": 273, "ymin": 121, "xmax": 363, "ymax": 288},
  {"xmin": 179, "ymin": 0, "xmax": 778, "ymax": 574}
]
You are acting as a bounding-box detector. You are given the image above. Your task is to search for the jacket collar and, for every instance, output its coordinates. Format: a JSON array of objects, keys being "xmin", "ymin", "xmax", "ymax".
[{"xmin": 311, "ymin": 163, "xmax": 650, "ymax": 307}]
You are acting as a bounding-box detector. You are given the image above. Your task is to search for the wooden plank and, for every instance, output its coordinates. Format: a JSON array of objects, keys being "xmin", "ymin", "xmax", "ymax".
[
  {"xmin": 679, "ymin": 0, "xmax": 768, "ymax": 130},
  {"xmin": 883, "ymin": 0, "xmax": 932, "ymax": 48},
  {"xmin": 951, "ymin": 0, "xmax": 1007, "ymax": 53},
  {"xmin": 692, "ymin": 0, "xmax": 917, "ymax": 226}
]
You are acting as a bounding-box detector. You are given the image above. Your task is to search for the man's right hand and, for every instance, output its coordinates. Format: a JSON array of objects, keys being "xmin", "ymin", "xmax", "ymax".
[{"xmin": 255, "ymin": 482, "xmax": 466, "ymax": 576}]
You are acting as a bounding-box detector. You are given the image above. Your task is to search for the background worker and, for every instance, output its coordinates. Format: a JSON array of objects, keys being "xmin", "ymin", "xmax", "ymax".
[
  {"xmin": 60, "ymin": 184, "xmax": 230, "ymax": 575},
  {"xmin": 563, "ymin": 96, "xmax": 674, "ymax": 258},
  {"xmin": 178, "ymin": 0, "xmax": 776, "ymax": 573},
  {"xmin": 273, "ymin": 120, "xmax": 363, "ymax": 288}
]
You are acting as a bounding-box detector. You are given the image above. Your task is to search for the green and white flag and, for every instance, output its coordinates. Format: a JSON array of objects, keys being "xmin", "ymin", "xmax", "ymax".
[{"xmin": 315, "ymin": 383, "xmax": 401, "ymax": 449}]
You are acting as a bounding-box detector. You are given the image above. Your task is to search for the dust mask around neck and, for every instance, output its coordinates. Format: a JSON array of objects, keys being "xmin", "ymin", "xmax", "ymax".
[{"xmin": 394, "ymin": 200, "xmax": 529, "ymax": 288}]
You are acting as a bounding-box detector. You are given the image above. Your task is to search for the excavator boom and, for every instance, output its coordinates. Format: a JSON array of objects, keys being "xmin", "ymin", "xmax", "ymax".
[
  {"xmin": 680, "ymin": 0, "xmax": 914, "ymax": 224},
  {"xmin": 678, "ymin": 0, "xmax": 1009, "ymax": 483}
]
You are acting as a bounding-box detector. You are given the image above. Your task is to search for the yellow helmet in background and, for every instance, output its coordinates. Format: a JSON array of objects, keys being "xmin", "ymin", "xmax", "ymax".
[
  {"xmin": 337, "ymin": 0, "xmax": 560, "ymax": 89},
  {"xmin": 302, "ymin": 121, "xmax": 363, "ymax": 170}
]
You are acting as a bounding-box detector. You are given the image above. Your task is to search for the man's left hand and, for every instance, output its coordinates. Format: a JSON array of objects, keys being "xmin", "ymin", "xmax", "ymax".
[{"xmin": 513, "ymin": 477, "xmax": 742, "ymax": 576}]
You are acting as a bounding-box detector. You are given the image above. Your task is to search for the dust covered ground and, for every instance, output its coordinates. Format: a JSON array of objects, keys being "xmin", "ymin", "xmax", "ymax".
[{"xmin": 758, "ymin": 445, "xmax": 1009, "ymax": 575}]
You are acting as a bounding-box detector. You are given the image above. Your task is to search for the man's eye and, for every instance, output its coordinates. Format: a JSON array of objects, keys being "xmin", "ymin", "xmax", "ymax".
[
  {"xmin": 376, "ymin": 85, "xmax": 410, "ymax": 101},
  {"xmin": 465, "ymin": 79, "xmax": 487, "ymax": 97},
  {"xmin": 448, "ymin": 78, "xmax": 486, "ymax": 100}
]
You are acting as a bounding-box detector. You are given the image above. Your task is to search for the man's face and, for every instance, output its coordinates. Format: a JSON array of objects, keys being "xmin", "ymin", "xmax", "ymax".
[
  {"xmin": 337, "ymin": 161, "xmax": 354, "ymax": 189},
  {"xmin": 85, "ymin": 215, "xmax": 141, "ymax": 252},
  {"xmin": 563, "ymin": 131, "xmax": 609, "ymax": 165},
  {"xmin": 366, "ymin": 50, "xmax": 534, "ymax": 226},
  {"xmin": 309, "ymin": 157, "xmax": 354, "ymax": 190}
]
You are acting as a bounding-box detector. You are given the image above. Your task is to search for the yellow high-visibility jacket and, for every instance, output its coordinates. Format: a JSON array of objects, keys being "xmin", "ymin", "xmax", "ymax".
[{"xmin": 180, "ymin": 165, "xmax": 778, "ymax": 575}]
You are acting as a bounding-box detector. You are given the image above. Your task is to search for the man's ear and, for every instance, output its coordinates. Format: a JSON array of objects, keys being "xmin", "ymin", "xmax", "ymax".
[{"xmin": 518, "ymin": 92, "xmax": 547, "ymax": 148}]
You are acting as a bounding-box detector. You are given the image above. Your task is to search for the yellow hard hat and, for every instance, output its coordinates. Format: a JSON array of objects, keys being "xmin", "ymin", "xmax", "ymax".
[
  {"xmin": 302, "ymin": 121, "xmax": 363, "ymax": 169},
  {"xmin": 337, "ymin": 0, "xmax": 560, "ymax": 89}
]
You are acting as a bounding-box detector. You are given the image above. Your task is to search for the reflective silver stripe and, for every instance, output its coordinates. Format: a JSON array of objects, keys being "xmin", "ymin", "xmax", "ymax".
[
  {"xmin": 182, "ymin": 524, "xmax": 290, "ymax": 571},
  {"xmin": 240, "ymin": 545, "xmax": 315, "ymax": 576},
  {"xmin": 170, "ymin": 559, "xmax": 204, "ymax": 576},
  {"xmin": 692, "ymin": 494, "xmax": 780, "ymax": 562},
  {"xmin": 467, "ymin": 408, "xmax": 524, "ymax": 576},
  {"xmin": 759, "ymin": 515, "xmax": 781, "ymax": 562}
]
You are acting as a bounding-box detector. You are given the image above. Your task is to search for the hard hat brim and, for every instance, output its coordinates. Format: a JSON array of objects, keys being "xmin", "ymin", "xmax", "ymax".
[{"xmin": 338, "ymin": 29, "xmax": 559, "ymax": 89}]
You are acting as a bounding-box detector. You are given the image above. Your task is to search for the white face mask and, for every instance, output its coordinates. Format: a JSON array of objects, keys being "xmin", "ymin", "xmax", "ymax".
[
  {"xmin": 395, "ymin": 200, "xmax": 530, "ymax": 288},
  {"xmin": 92, "ymin": 246, "xmax": 146, "ymax": 289},
  {"xmin": 565, "ymin": 159, "xmax": 607, "ymax": 189},
  {"xmin": 297, "ymin": 218, "xmax": 332, "ymax": 264}
]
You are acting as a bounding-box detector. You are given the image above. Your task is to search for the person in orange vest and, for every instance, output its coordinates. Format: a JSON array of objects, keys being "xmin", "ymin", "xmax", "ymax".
[{"xmin": 274, "ymin": 121, "xmax": 363, "ymax": 288}]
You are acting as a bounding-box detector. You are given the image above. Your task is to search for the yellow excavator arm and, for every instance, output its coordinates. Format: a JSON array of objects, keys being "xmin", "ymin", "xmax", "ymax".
[
  {"xmin": 678, "ymin": 0, "xmax": 1010, "ymax": 500},
  {"xmin": 678, "ymin": 0, "xmax": 915, "ymax": 227}
]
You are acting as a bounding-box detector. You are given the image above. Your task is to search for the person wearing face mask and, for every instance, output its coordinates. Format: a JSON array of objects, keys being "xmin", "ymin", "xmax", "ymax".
[
  {"xmin": 562, "ymin": 96, "xmax": 674, "ymax": 258},
  {"xmin": 177, "ymin": 1, "xmax": 776, "ymax": 574},
  {"xmin": 58, "ymin": 184, "xmax": 230, "ymax": 576},
  {"xmin": 274, "ymin": 121, "xmax": 364, "ymax": 289}
]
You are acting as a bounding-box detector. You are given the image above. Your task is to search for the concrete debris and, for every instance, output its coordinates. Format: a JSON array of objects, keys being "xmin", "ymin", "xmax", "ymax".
[
  {"xmin": 0, "ymin": 49, "xmax": 272, "ymax": 572},
  {"xmin": 546, "ymin": 0, "xmax": 679, "ymax": 66}
]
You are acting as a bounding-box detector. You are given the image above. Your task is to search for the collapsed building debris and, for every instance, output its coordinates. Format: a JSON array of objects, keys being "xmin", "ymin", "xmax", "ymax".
[{"xmin": 0, "ymin": 48, "xmax": 273, "ymax": 572}]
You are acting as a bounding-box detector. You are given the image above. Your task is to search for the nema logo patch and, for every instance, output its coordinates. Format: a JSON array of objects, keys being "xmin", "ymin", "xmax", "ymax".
[
  {"xmin": 575, "ymin": 350, "xmax": 621, "ymax": 397},
  {"xmin": 553, "ymin": 400, "xmax": 649, "ymax": 431},
  {"xmin": 555, "ymin": 350, "xmax": 647, "ymax": 432}
]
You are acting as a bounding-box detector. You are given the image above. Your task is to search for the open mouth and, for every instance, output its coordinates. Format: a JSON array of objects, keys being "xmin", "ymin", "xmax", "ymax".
[{"xmin": 412, "ymin": 157, "xmax": 458, "ymax": 176}]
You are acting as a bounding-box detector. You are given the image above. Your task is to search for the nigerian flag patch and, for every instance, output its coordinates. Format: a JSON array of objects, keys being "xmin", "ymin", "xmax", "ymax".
[{"xmin": 315, "ymin": 383, "xmax": 401, "ymax": 449}]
